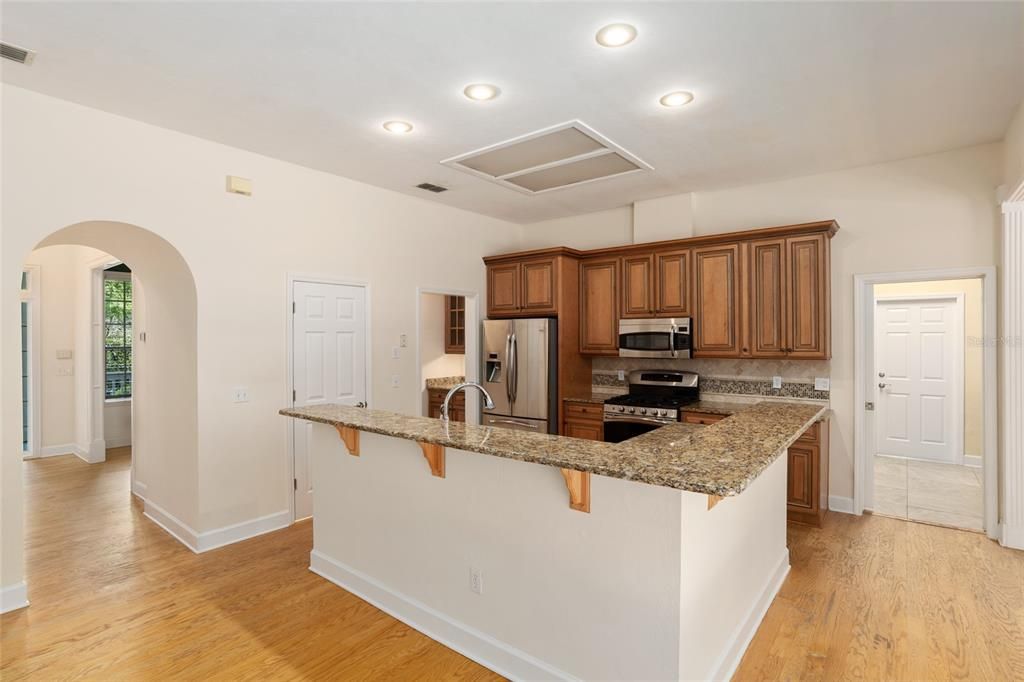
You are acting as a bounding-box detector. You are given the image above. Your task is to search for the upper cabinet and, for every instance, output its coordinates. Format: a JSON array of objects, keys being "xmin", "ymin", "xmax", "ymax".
[
  {"xmin": 486, "ymin": 256, "xmax": 558, "ymax": 317},
  {"xmin": 444, "ymin": 295, "xmax": 466, "ymax": 354},
  {"xmin": 692, "ymin": 244, "xmax": 742, "ymax": 356},
  {"xmin": 486, "ymin": 220, "xmax": 836, "ymax": 360},
  {"xmin": 620, "ymin": 254, "xmax": 654, "ymax": 318},
  {"xmin": 655, "ymin": 249, "xmax": 691, "ymax": 317},
  {"xmin": 580, "ymin": 258, "xmax": 619, "ymax": 355}
]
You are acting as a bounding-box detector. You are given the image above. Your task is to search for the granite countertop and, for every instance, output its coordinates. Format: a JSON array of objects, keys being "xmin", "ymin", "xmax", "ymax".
[
  {"xmin": 425, "ymin": 376, "xmax": 465, "ymax": 391},
  {"xmin": 564, "ymin": 392, "xmax": 624, "ymax": 405},
  {"xmin": 679, "ymin": 401, "xmax": 752, "ymax": 416},
  {"xmin": 280, "ymin": 400, "xmax": 827, "ymax": 497}
]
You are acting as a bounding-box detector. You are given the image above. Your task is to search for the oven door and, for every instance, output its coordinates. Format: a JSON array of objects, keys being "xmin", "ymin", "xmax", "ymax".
[{"xmin": 602, "ymin": 413, "xmax": 674, "ymax": 443}]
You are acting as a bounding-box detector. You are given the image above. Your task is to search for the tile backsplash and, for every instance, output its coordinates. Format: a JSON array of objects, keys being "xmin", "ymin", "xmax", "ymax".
[{"xmin": 592, "ymin": 357, "xmax": 831, "ymax": 401}]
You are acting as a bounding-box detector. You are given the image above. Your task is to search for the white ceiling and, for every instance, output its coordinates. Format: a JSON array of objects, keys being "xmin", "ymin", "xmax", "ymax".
[{"xmin": 2, "ymin": 2, "xmax": 1021, "ymax": 224}]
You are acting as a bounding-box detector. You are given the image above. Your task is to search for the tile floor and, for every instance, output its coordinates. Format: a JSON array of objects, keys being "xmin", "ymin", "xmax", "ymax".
[{"xmin": 873, "ymin": 455, "xmax": 984, "ymax": 531}]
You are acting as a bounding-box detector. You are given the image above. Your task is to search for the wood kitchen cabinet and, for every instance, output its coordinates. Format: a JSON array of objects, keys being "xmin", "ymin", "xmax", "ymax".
[
  {"xmin": 787, "ymin": 419, "xmax": 829, "ymax": 526},
  {"xmin": 692, "ymin": 244, "xmax": 742, "ymax": 357},
  {"xmin": 621, "ymin": 254, "xmax": 655, "ymax": 318},
  {"xmin": 444, "ymin": 295, "xmax": 465, "ymax": 354},
  {"xmin": 563, "ymin": 400, "xmax": 604, "ymax": 441},
  {"xmin": 427, "ymin": 388, "xmax": 464, "ymax": 422},
  {"xmin": 485, "ymin": 256, "xmax": 558, "ymax": 317},
  {"xmin": 579, "ymin": 258, "xmax": 619, "ymax": 355},
  {"xmin": 655, "ymin": 249, "xmax": 691, "ymax": 317},
  {"xmin": 745, "ymin": 233, "xmax": 830, "ymax": 360}
]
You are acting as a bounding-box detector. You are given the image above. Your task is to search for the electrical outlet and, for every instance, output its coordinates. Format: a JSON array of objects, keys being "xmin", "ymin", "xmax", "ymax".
[
  {"xmin": 772, "ymin": 376, "xmax": 782, "ymax": 390},
  {"xmin": 617, "ymin": 370, "xmax": 625, "ymax": 381},
  {"xmin": 470, "ymin": 568, "xmax": 483, "ymax": 595},
  {"xmin": 399, "ymin": 334, "xmax": 408, "ymax": 348},
  {"xmin": 391, "ymin": 375, "xmax": 400, "ymax": 388},
  {"xmin": 233, "ymin": 387, "xmax": 249, "ymax": 403},
  {"xmin": 391, "ymin": 346, "xmax": 400, "ymax": 359},
  {"xmin": 815, "ymin": 377, "xmax": 831, "ymax": 391}
]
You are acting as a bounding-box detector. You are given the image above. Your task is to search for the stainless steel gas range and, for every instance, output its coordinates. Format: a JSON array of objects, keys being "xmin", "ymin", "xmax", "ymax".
[{"xmin": 602, "ymin": 370, "xmax": 699, "ymax": 443}]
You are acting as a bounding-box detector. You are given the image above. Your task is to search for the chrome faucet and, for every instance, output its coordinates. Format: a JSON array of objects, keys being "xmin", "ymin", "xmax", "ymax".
[{"xmin": 440, "ymin": 382, "xmax": 495, "ymax": 422}]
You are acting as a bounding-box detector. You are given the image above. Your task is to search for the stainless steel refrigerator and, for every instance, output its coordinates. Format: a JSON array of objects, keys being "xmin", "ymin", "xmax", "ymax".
[{"xmin": 481, "ymin": 318, "xmax": 558, "ymax": 434}]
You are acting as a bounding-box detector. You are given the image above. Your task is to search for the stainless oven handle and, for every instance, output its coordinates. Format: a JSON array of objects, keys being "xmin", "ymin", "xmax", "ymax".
[
  {"xmin": 488, "ymin": 418, "xmax": 541, "ymax": 429},
  {"xmin": 603, "ymin": 414, "xmax": 676, "ymax": 426}
]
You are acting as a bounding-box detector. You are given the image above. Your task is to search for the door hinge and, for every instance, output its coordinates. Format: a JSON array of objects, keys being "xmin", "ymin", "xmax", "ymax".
[
  {"xmin": 293, "ymin": 478, "xmax": 297, "ymax": 491},
  {"xmin": 292, "ymin": 301, "xmax": 296, "ymax": 314},
  {"xmin": 293, "ymin": 389, "xmax": 297, "ymax": 402},
  {"xmin": 865, "ymin": 401, "xmax": 875, "ymax": 411}
]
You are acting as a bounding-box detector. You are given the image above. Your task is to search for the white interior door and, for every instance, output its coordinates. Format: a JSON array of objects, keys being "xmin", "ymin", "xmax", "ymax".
[
  {"xmin": 874, "ymin": 297, "xmax": 962, "ymax": 463},
  {"xmin": 293, "ymin": 281, "xmax": 367, "ymax": 519}
]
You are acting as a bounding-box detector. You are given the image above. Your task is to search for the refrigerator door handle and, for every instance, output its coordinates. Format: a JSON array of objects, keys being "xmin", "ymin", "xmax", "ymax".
[
  {"xmin": 510, "ymin": 333, "xmax": 519, "ymax": 404},
  {"xmin": 504, "ymin": 333, "xmax": 513, "ymax": 405}
]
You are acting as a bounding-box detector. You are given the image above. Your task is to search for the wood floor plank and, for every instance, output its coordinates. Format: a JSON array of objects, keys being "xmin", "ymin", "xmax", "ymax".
[{"xmin": 3, "ymin": 449, "xmax": 1022, "ymax": 681}]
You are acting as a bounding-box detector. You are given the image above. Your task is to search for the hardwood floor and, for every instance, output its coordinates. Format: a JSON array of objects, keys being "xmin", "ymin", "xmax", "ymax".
[
  {"xmin": 0, "ymin": 449, "xmax": 500, "ymax": 681},
  {"xmin": 735, "ymin": 512, "xmax": 1024, "ymax": 681},
  {"xmin": 3, "ymin": 449, "xmax": 1022, "ymax": 680}
]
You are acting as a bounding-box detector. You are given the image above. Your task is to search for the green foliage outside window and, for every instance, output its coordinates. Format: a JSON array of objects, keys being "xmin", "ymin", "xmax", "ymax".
[{"xmin": 104, "ymin": 277, "xmax": 132, "ymax": 399}]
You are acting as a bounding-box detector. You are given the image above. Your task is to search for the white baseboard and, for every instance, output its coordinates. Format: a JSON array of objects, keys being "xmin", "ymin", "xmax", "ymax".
[
  {"xmin": 143, "ymin": 500, "xmax": 291, "ymax": 555},
  {"xmin": 0, "ymin": 581, "xmax": 29, "ymax": 614},
  {"xmin": 828, "ymin": 495, "xmax": 855, "ymax": 514},
  {"xmin": 196, "ymin": 510, "xmax": 291, "ymax": 553},
  {"xmin": 106, "ymin": 437, "xmax": 132, "ymax": 449},
  {"xmin": 28, "ymin": 443, "xmax": 87, "ymax": 459},
  {"xmin": 310, "ymin": 549, "xmax": 574, "ymax": 681},
  {"xmin": 963, "ymin": 454, "xmax": 982, "ymax": 468},
  {"xmin": 86, "ymin": 438, "xmax": 107, "ymax": 463},
  {"xmin": 143, "ymin": 499, "xmax": 200, "ymax": 552},
  {"xmin": 131, "ymin": 479, "xmax": 148, "ymax": 498},
  {"xmin": 1001, "ymin": 524, "xmax": 1024, "ymax": 551},
  {"xmin": 709, "ymin": 549, "xmax": 790, "ymax": 682}
]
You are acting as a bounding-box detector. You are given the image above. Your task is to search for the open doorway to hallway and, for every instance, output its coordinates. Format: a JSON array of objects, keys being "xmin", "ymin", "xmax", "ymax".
[
  {"xmin": 870, "ymin": 278, "xmax": 985, "ymax": 531},
  {"xmin": 20, "ymin": 246, "xmax": 134, "ymax": 476}
]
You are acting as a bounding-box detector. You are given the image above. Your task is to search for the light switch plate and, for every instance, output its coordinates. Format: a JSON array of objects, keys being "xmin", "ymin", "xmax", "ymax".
[
  {"xmin": 391, "ymin": 375, "xmax": 400, "ymax": 388},
  {"xmin": 815, "ymin": 377, "xmax": 831, "ymax": 391},
  {"xmin": 232, "ymin": 387, "xmax": 249, "ymax": 403},
  {"xmin": 391, "ymin": 346, "xmax": 400, "ymax": 359},
  {"xmin": 772, "ymin": 376, "xmax": 782, "ymax": 389},
  {"xmin": 617, "ymin": 370, "xmax": 625, "ymax": 381},
  {"xmin": 56, "ymin": 349, "xmax": 73, "ymax": 360}
]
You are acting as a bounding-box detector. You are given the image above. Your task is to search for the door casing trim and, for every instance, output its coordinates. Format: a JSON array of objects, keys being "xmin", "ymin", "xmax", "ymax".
[{"xmin": 853, "ymin": 266, "xmax": 997, "ymax": 540}]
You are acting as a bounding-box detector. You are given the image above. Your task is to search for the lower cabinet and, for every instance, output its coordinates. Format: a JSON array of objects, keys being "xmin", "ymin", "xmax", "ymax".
[
  {"xmin": 427, "ymin": 388, "xmax": 464, "ymax": 422},
  {"xmin": 562, "ymin": 400, "xmax": 604, "ymax": 441},
  {"xmin": 786, "ymin": 420, "xmax": 829, "ymax": 526}
]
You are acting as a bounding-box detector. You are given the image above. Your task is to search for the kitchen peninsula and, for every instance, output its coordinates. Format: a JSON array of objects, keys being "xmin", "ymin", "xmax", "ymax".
[{"xmin": 281, "ymin": 400, "xmax": 826, "ymax": 680}]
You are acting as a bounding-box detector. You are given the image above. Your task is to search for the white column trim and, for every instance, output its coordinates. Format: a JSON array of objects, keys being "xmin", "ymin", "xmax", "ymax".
[{"xmin": 1001, "ymin": 199, "xmax": 1024, "ymax": 549}]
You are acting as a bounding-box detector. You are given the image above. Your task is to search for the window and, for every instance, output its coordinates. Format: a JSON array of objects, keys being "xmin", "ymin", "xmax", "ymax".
[{"xmin": 104, "ymin": 268, "xmax": 132, "ymax": 399}]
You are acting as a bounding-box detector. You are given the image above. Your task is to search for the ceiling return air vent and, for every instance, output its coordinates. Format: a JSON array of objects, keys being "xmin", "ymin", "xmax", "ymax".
[
  {"xmin": 1, "ymin": 42, "xmax": 35, "ymax": 65},
  {"xmin": 416, "ymin": 182, "xmax": 448, "ymax": 193},
  {"xmin": 441, "ymin": 121, "xmax": 651, "ymax": 195}
]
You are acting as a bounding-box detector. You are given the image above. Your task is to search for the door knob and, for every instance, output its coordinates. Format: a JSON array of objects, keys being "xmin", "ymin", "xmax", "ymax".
[
  {"xmin": 878, "ymin": 382, "xmax": 888, "ymax": 389},
  {"xmin": 878, "ymin": 371, "xmax": 885, "ymax": 378}
]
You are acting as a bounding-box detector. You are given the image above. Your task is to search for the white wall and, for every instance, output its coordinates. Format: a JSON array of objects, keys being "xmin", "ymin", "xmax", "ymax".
[
  {"xmin": 521, "ymin": 144, "xmax": 1003, "ymax": 501},
  {"xmin": 1, "ymin": 85, "xmax": 521, "ymax": 592},
  {"xmin": 104, "ymin": 401, "xmax": 132, "ymax": 448},
  {"xmin": 1005, "ymin": 102, "xmax": 1024, "ymax": 192}
]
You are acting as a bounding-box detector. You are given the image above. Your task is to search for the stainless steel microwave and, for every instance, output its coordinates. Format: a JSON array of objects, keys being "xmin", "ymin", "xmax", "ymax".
[{"xmin": 618, "ymin": 318, "xmax": 692, "ymax": 359}]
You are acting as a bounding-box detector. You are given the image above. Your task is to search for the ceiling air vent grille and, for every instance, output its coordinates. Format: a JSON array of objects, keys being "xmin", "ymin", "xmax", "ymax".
[
  {"xmin": 1, "ymin": 42, "xmax": 35, "ymax": 65},
  {"xmin": 441, "ymin": 120, "xmax": 651, "ymax": 195},
  {"xmin": 416, "ymin": 182, "xmax": 448, "ymax": 193}
]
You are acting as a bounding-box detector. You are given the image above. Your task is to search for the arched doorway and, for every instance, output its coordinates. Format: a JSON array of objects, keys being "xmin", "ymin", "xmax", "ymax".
[{"xmin": 3, "ymin": 220, "xmax": 199, "ymax": 612}]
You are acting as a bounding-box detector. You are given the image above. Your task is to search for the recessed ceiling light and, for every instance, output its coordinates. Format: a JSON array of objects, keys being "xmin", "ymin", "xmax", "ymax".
[
  {"xmin": 463, "ymin": 83, "xmax": 501, "ymax": 101},
  {"xmin": 659, "ymin": 91, "xmax": 694, "ymax": 108},
  {"xmin": 383, "ymin": 120, "xmax": 413, "ymax": 134},
  {"xmin": 595, "ymin": 23, "xmax": 637, "ymax": 48}
]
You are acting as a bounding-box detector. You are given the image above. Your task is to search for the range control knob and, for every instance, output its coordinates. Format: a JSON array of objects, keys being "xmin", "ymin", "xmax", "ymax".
[
  {"xmin": 617, "ymin": 406, "xmax": 625, "ymax": 412},
  {"xmin": 658, "ymin": 410, "xmax": 666, "ymax": 417},
  {"xmin": 629, "ymin": 407, "xmax": 636, "ymax": 414},
  {"xmin": 639, "ymin": 408, "xmax": 647, "ymax": 415}
]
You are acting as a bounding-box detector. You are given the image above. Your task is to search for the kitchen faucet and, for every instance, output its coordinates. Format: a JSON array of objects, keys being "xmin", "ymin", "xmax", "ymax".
[{"xmin": 440, "ymin": 382, "xmax": 495, "ymax": 422}]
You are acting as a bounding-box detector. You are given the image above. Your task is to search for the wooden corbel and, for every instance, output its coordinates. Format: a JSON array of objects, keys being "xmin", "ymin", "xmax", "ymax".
[
  {"xmin": 560, "ymin": 469, "xmax": 591, "ymax": 513},
  {"xmin": 418, "ymin": 442, "xmax": 445, "ymax": 478},
  {"xmin": 707, "ymin": 495, "xmax": 723, "ymax": 510},
  {"xmin": 335, "ymin": 426, "xmax": 360, "ymax": 456}
]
